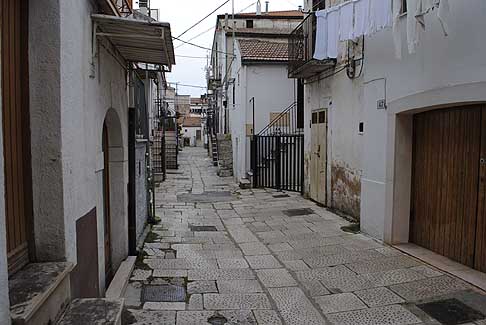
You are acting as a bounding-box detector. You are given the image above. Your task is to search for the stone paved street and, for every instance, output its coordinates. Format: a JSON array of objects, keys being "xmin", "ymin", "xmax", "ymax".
[{"xmin": 123, "ymin": 147, "xmax": 486, "ymax": 325}]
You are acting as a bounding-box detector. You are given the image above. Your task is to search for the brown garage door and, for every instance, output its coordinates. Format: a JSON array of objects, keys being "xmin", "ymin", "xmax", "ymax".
[
  {"xmin": 1, "ymin": 0, "xmax": 32, "ymax": 274},
  {"xmin": 411, "ymin": 105, "xmax": 486, "ymax": 272}
]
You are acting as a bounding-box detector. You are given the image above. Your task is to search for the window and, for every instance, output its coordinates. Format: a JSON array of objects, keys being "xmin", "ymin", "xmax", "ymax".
[
  {"xmin": 246, "ymin": 20, "xmax": 254, "ymax": 28},
  {"xmin": 312, "ymin": 112, "xmax": 318, "ymax": 124},
  {"xmin": 318, "ymin": 111, "xmax": 326, "ymax": 124},
  {"xmin": 359, "ymin": 122, "xmax": 364, "ymax": 134}
]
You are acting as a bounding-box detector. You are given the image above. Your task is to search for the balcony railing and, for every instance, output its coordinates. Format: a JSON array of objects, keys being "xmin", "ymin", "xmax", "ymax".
[
  {"xmin": 98, "ymin": 0, "xmax": 133, "ymax": 17},
  {"xmin": 288, "ymin": 13, "xmax": 335, "ymax": 79}
]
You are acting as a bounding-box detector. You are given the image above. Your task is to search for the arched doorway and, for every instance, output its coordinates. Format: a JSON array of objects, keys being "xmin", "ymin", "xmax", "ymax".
[
  {"xmin": 101, "ymin": 108, "xmax": 128, "ymax": 290},
  {"xmin": 102, "ymin": 122, "xmax": 113, "ymax": 286}
]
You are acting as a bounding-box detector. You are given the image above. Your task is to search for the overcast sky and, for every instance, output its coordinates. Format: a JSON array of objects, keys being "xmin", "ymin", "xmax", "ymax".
[{"xmin": 148, "ymin": 0, "xmax": 302, "ymax": 97}]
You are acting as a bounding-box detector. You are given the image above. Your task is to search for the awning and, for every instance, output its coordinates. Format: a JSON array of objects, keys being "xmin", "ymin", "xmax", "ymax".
[{"xmin": 92, "ymin": 14, "xmax": 176, "ymax": 70}]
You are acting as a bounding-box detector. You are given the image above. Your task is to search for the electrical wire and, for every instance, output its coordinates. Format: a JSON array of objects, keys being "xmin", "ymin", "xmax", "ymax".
[
  {"xmin": 172, "ymin": 36, "xmax": 235, "ymax": 57},
  {"xmin": 168, "ymin": 82, "xmax": 207, "ymax": 89},
  {"xmin": 175, "ymin": 54, "xmax": 208, "ymax": 59},
  {"xmin": 175, "ymin": 2, "xmax": 257, "ymax": 50},
  {"xmin": 176, "ymin": 0, "xmax": 230, "ymax": 38}
]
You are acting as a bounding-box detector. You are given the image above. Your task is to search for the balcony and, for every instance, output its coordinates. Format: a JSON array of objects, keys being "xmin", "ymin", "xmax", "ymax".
[
  {"xmin": 98, "ymin": 0, "xmax": 133, "ymax": 17},
  {"xmin": 288, "ymin": 13, "xmax": 335, "ymax": 79}
]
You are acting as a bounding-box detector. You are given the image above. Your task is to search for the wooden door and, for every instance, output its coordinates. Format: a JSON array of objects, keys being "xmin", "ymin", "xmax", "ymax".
[
  {"xmin": 102, "ymin": 124, "xmax": 113, "ymax": 286},
  {"xmin": 310, "ymin": 110, "xmax": 327, "ymax": 205},
  {"xmin": 474, "ymin": 107, "xmax": 486, "ymax": 272},
  {"xmin": 411, "ymin": 106, "xmax": 483, "ymax": 268},
  {"xmin": 2, "ymin": 0, "xmax": 32, "ymax": 274}
]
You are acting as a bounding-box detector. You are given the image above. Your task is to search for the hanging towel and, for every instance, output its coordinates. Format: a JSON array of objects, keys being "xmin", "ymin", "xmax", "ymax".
[
  {"xmin": 313, "ymin": 10, "xmax": 329, "ymax": 60},
  {"xmin": 437, "ymin": 0, "xmax": 449, "ymax": 36},
  {"xmin": 353, "ymin": 0, "xmax": 370, "ymax": 38},
  {"xmin": 339, "ymin": 1, "xmax": 354, "ymax": 41},
  {"xmin": 367, "ymin": 0, "xmax": 392, "ymax": 35},
  {"xmin": 327, "ymin": 7, "xmax": 340, "ymax": 58},
  {"xmin": 392, "ymin": 0, "xmax": 403, "ymax": 59},
  {"xmin": 406, "ymin": 0, "xmax": 420, "ymax": 53}
]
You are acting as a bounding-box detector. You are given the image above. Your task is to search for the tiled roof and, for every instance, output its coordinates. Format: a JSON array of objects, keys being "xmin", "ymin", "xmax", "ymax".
[
  {"xmin": 238, "ymin": 39, "xmax": 288, "ymax": 62},
  {"xmin": 182, "ymin": 116, "xmax": 202, "ymax": 127},
  {"xmin": 237, "ymin": 10, "xmax": 303, "ymax": 17}
]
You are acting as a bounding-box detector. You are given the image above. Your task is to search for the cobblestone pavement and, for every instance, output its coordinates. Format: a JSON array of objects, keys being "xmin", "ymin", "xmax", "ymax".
[{"xmin": 123, "ymin": 147, "xmax": 486, "ymax": 325}]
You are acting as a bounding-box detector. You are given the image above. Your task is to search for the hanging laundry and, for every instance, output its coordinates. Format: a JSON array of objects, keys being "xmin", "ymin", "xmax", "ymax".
[
  {"xmin": 327, "ymin": 7, "xmax": 340, "ymax": 58},
  {"xmin": 313, "ymin": 10, "xmax": 329, "ymax": 60},
  {"xmin": 392, "ymin": 0, "xmax": 403, "ymax": 59},
  {"xmin": 339, "ymin": 0, "xmax": 354, "ymax": 41},
  {"xmin": 406, "ymin": 0, "xmax": 421, "ymax": 53},
  {"xmin": 367, "ymin": 0, "xmax": 392, "ymax": 35},
  {"xmin": 437, "ymin": 0, "xmax": 449, "ymax": 36},
  {"xmin": 353, "ymin": 0, "xmax": 370, "ymax": 38}
]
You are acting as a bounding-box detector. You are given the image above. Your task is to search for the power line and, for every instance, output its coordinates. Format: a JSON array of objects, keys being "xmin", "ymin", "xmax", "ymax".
[
  {"xmin": 175, "ymin": 2, "xmax": 257, "ymax": 50},
  {"xmin": 168, "ymin": 82, "xmax": 207, "ymax": 89},
  {"xmin": 175, "ymin": 54, "xmax": 208, "ymax": 59},
  {"xmin": 176, "ymin": 0, "xmax": 230, "ymax": 38},
  {"xmin": 172, "ymin": 36, "xmax": 235, "ymax": 57}
]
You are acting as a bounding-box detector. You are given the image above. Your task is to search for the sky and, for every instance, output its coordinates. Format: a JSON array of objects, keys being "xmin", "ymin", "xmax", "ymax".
[{"xmin": 146, "ymin": 0, "xmax": 302, "ymax": 97}]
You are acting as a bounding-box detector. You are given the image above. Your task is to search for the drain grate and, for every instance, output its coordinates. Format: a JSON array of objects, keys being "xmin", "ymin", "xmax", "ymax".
[
  {"xmin": 282, "ymin": 208, "xmax": 314, "ymax": 217},
  {"xmin": 207, "ymin": 314, "xmax": 228, "ymax": 325},
  {"xmin": 189, "ymin": 225, "xmax": 218, "ymax": 232},
  {"xmin": 273, "ymin": 194, "xmax": 290, "ymax": 198},
  {"xmin": 417, "ymin": 298, "xmax": 485, "ymax": 325},
  {"xmin": 141, "ymin": 284, "xmax": 186, "ymax": 302}
]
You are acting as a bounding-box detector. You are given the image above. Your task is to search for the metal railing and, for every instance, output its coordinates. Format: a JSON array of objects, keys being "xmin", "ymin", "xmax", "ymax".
[
  {"xmin": 258, "ymin": 102, "xmax": 303, "ymax": 136},
  {"xmin": 288, "ymin": 13, "xmax": 316, "ymax": 77},
  {"xmin": 111, "ymin": 0, "xmax": 133, "ymax": 17}
]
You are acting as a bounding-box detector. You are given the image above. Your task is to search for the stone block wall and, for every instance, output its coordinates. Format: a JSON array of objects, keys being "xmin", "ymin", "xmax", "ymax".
[
  {"xmin": 135, "ymin": 140, "xmax": 148, "ymax": 241},
  {"xmin": 217, "ymin": 134, "xmax": 233, "ymax": 177}
]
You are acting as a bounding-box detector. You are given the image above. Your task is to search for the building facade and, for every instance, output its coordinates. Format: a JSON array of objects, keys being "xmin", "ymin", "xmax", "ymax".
[
  {"xmin": 0, "ymin": 0, "xmax": 175, "ymax": 323},
  {"xmin": 292, "ymin": 0, "xmax": 486, "ymax": 276}
]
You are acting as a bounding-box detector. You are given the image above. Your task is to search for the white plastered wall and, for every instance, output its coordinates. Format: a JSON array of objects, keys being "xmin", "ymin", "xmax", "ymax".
[{"xmin": 361, "ymin": 0, "xmax": 486, "ymax": 243}]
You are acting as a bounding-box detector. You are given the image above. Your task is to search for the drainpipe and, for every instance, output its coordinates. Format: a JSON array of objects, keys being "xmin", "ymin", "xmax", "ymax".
[{"xmin": 128, "ymin": 67, "xmax": 137, "ymax": 255}]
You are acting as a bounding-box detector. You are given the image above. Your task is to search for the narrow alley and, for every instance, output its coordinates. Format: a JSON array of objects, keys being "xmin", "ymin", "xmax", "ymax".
[{"xmin": 123, "ymin": 147, "xmax": 486, "ymax": 325}]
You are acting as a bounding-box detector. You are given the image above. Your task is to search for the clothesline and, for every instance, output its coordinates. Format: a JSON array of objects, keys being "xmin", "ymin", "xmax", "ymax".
[{"xmin": 313, "ymin": 0, "xmax": 450, "ymax": 61}]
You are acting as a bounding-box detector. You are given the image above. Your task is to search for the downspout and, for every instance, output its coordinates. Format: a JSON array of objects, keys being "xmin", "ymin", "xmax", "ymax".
[{"xmin": 128, "ymin": 67, "xmax": 137, "ymax": 255}]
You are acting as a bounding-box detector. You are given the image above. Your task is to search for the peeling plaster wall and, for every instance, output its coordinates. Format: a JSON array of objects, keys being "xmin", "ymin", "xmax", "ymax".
[{"xmin": 302, "ymin": 0, "xmax": 364, "ymax": 220}]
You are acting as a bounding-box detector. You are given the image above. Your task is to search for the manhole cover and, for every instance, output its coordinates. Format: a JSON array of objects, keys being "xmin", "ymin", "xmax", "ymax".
[
  {"xmin": 207, "ymin": 314, "xmax": 228, "ymax": 325},
  {"xmin": 189, "ymin": 225, "xmax": 217, "ymax": 232},
  {"xmin": 417, "ymin": 298, "xmax": 485, "ymax": 325},
  {"xmin": 282, "ymin": 208, "xmax": 314, "ymax": 216},
  {"xmin": 273, "ymin": 194, "xmax": 290, "ymax": 198},
  {"xmin": 141, "ymin": 284, "xmax": 186, "ymax": 302}
]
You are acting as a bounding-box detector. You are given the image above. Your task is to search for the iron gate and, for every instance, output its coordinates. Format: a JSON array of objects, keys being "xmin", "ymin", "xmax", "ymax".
[{"xmin": 251, "ymin": 102, "xmax": 304, "ymax": 193}]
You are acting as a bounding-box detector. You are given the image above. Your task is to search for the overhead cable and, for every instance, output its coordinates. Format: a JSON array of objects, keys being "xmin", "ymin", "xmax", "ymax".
[{"xmin": 176, "ymin": 0, "xmax": 230, "ymax": 38}]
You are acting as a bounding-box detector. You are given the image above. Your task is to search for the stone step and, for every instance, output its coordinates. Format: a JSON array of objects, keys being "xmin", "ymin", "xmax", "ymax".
[
  {"xmin": 10, "ymin": 262, "xmax": 74, "ymax": 325},
  {"xmin": 57, "ymin": 299, "xmax": 124, "ymax": 325},
  {"xmin": 239, "ymin": 178, "xmax": 251, "ymax": 189}
]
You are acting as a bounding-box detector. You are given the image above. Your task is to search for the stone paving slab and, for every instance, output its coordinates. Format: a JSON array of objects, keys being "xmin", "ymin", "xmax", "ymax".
[
  {"xmin": 175, "ymin": 310, "xmax": 257, "ymax": 325},
  {"xmin": 217, "ymin": 280, "xmax": 263, "ymax": 293},
  {"xmin": 326, "ymin": 304, "xmax": 422, "ymax": 325},
  {"xmin": 203, "ymin": 293, "xmax": 272, "ymax": 310},
  {"xmin": 126, "ymin": 148, "xmax": 483, "ymax": 325},
  {"xmin": 188, "ymin": 268, "xmax": 255, "ymax": 281},
  {"xmin": 125, "ymin": 309, "xmax": 176, "ymax": 325},
  {"xmin": 268, "ymin": 287, "xmax": 328, "ymax": 325},
  {"xmin": 256, "ymin": 268, "xmax": 297, "ymax": 288},
  {"xmin": 245, "ymin": 255, "xmax": 282, "ymax": 269},
  {"xmin": 314, "ymin": 293, "xmax": 368, "ymax": 314}
]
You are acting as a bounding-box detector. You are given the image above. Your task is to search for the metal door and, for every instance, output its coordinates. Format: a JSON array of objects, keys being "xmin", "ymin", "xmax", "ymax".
[{"xmin": 310, "ymin": 110, "xmax": 327, "ymax": 205}]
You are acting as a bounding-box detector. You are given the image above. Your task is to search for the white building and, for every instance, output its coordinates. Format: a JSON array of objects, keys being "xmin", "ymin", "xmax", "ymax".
[
  {"xmin": 0, "ymin": 0, "xmax": 175, "ymax": 323},
  {"xmin": 230, "ymin": 39, "xmax": 299, "ymax": 182},
  {"xmin": 181, "ymin": 116, "xmax": 203, "ymax": 147},
  {"xmin": 293, "ymin": 0, "xmax": 486, "ymax": 283}
]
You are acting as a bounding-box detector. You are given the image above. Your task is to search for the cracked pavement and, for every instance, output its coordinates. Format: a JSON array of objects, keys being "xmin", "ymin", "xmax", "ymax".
[{"xmin": 123, "ymin": 147, "xmax": 486, "ymax": 325}]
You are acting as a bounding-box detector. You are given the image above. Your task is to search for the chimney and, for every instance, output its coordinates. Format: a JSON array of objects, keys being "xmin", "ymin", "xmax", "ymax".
[
  {"xmin": 256, "ymin": 0, "xmax": 262, "ymax": 15},
  {"xmin": 265, "ymin": 1, "xmax": 269, "ymax": 14},
  {"xmin": 298, "ymin": 5, "xmax": 302, "ymax": 12}
]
